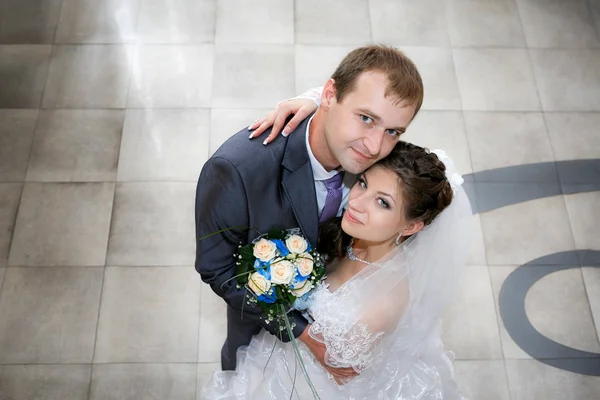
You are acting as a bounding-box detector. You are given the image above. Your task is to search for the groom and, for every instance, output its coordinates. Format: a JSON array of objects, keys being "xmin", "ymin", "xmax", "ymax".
[{"xmin": 195, "ymin": 45, "xmax": 423, "ymax": 378}]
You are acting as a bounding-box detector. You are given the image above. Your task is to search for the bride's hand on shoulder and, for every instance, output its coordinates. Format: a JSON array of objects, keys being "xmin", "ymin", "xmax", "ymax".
[
  {"xmin": 248, "ymin": 98, "xmax": 317, "ymax": 145},
  {"xmin": 248, "ymin": 85, "xmax": 324, "ymax": 145}
]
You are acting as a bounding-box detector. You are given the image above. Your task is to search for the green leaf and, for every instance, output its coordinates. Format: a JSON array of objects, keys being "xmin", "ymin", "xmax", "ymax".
[
  {"xmin": 235, "ymin": 266, "xmax": 250, "ymax": 284},
  {"xmin": 255, "ymin": 300, "xmax": 271, "ymax": 312},
  {"xmin": 266, "ymin": 228, "xmax": 286, "ymax": 240},
  {"xmin": 239, "ymin": 244, "xmax": 254, "ymax": 259}
]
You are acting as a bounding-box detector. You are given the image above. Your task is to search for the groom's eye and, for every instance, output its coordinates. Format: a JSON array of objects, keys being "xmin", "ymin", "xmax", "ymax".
[
  {"xmin": 385, "ymin": 129, "xmax": 399, "ymax": 137},
  {"xmin": 360, "ymin": 115, "xmax": 373, "ymax": 125}
]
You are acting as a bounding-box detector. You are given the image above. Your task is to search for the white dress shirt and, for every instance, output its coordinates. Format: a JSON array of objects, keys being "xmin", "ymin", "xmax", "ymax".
[{"xmin": 304, "ymin": 114, "xmax": 354, "ymax": 218}]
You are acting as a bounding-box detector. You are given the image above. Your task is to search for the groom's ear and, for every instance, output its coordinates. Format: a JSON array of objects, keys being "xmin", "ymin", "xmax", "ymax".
[{"xmin": 321, "ymin": 79, "xmax": 337, "ymax": 109}]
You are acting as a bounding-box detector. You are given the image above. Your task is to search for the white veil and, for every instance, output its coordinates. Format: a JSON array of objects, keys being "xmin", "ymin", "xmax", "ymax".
[{"xmin": 306, "ymin": 150, "xmax": 474, "ymax": 397}]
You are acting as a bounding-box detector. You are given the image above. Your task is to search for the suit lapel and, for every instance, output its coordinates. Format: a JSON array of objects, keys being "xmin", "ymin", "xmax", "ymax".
[{"xmin": 281, "ymin": 113, "xmax": 319, "ymax": 246}]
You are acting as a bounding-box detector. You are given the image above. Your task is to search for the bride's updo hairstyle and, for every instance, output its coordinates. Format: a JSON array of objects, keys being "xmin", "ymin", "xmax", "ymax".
[{"xmin": 318, "ymin": 141, "xmax": 454, "ymax": 261}]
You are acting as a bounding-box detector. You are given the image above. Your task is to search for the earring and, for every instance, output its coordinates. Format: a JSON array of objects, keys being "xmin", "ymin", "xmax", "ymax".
[{"xmin": 394, "ymin": 232, "xmax": 402, "ymax": 246}]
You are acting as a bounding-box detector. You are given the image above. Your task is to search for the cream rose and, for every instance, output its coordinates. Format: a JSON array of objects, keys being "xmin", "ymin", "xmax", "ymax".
[
  {"xmin": 253, "ymin": 238, "xmax": 277, "ymax": 261},
  {"xmin": 291, "ymin": 280, "xmax": 313, "ymax": 297},
  {"xmin": 296, "ymin": 253, "xmax": 314, "ymax": 277},
  {"xmin": 269, "ymin": 260, "xmax": 295, "ymax": 285},
  {"xmin": 247, "ymin": 272, "xmax": 271, "ymax": 295},
  {"xmin": 286, "ymin": 235, "xmax": 308, "ymax": 254}
]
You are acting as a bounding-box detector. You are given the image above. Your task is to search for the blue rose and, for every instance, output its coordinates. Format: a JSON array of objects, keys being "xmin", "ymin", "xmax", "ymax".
[
  {"xmin": 290, "ymin": 271, "xmax": 308, "ymax": 288},
  {"xmin": 253, "ymin": 259, "xmax": 271, "ymax": 280},
  {"xmin": 257, "ymin": 291, "xmax": 277, "ymax": 304},
  {"xmin": 272, "ymin": 239, "xmax": 290, "ymax": 257}
]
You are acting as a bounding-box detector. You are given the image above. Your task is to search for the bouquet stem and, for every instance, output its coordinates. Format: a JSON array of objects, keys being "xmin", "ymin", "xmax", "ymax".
[{"xmin": 280, "ymin": 304, "xmax": 322, "ymax": 400}]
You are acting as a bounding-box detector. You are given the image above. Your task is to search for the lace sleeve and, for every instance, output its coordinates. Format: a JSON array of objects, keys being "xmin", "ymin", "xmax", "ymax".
[
  {"xmin": 277, "ymin": 86, "xmax": 323, "ymax": 108},
  {"xmin": 308, "ymin": 279, "xmax": 410, "ymax": 373}
]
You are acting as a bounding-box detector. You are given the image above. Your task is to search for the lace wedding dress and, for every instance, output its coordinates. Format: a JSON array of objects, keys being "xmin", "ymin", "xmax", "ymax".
[
  {"xmin": 202, "ymin": 284, "xmax": 463, "ymax": 400},
  {"xmin": 201, "ymin": 162, "xmax": 473, "ymax": 400}
]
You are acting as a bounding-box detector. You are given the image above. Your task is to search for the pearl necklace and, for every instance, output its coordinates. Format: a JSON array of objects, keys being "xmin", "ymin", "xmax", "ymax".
[{"xmin": 346, "ymin": 239, "xmax": 375, "ymax": 266}]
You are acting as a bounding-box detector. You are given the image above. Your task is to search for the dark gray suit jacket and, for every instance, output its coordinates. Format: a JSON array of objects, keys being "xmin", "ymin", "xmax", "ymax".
[{"xmin": 195, "ymin": 114, "xmax": 318, "ymax": 341}]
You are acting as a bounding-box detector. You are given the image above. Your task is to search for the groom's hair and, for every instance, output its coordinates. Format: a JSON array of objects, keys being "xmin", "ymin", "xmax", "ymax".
[{"xmin": 331, "ymin": 45, "xmax": 424, "ymax": 118}]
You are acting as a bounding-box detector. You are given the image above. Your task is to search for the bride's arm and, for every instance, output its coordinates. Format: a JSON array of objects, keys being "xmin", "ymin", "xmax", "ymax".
[
  {"xmin": 299, "ymin": 324, "xmax": 360, "ymax": 383},
  {"xmin": 310, "ymin": 281, "xmax": 411, "ymax": 378},
  {"xmin": 248, "ymin": 86, "xmax": 323, "ymax": 144}
]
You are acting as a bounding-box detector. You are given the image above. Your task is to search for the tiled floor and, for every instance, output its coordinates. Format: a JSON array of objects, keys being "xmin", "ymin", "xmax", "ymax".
[{"xmin": 0, "ymin": 1, "xmax": 599, "ymax": 399}]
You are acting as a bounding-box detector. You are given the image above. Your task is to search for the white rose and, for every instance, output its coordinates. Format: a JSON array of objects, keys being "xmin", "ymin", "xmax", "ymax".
[
  {"xmin": 296, "ymin": 253, "xmax": 314, "ymax": 277},
  {"xmin": 286, "ymin": 235, "xmax": 308, "ymax": 254},
  {"xmin": 253, "ymin": 238, "xmax": 277, "ymax": 262},
  {"xmin": 270, "ymin": 260, "xmax": 295, "ymax": 285},
  {"xmin": 291, "ymin": 280, "xmax": 313, "ymax": 297},
  {"xmin": 247, "ymin": 272, "xmax": 271, "ymax": 295}
]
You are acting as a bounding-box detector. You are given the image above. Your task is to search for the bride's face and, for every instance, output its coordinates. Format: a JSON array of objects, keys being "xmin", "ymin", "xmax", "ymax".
[{"xmin": 341, "ymin": 165, "xmax": 408, "ymax": 244}]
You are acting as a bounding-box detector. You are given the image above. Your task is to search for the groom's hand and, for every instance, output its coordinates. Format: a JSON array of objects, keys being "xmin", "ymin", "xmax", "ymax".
[{"xmin": 298, "ymin": 325, "xmax": 359, "ymax": 383}]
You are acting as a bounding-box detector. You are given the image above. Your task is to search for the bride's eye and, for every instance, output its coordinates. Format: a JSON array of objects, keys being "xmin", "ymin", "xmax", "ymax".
[
  {"xmin": 357, "ymin": 176, "xmax": 367, "ymax": 189},
  {"xmin": 378, "ymin": 198, "xmax": 390, "ymax": 209}
]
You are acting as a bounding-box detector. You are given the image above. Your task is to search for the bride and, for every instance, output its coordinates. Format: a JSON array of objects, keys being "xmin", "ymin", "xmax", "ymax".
[{"xmin": 201, "ymin": 139, "xmax": 473, "ymax": 399}]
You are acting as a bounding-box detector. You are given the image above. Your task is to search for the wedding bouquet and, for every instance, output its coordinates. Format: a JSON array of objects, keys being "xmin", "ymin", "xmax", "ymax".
[
  {"xmin": 199, "ymin": 226, "xmax": 326, "ymax": 398},
  {"xmin": 233, "ymin": 228, "xmax": 326, "ymax": 330}
]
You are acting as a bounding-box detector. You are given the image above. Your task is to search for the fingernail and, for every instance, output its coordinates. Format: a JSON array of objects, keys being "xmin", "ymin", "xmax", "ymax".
[
  {"xmin": 248, "ymin": 132, "xmax": 254, "ymax": 138},
  {"xmin": 282, "ymin": 127, "xmax": 290, "ymax": 137},
  {"xmin": 263, "ymin": 139, "xmax": 268, "ymax": 145}
]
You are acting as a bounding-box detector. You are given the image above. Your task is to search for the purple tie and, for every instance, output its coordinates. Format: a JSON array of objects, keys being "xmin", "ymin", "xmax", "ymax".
[{"xmin": 319, "ymin": 172, "xmax": 344, "ymax": 224}]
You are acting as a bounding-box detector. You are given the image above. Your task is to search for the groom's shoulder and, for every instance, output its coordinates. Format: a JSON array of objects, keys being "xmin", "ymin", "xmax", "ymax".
[{"xmin": 210, "ymin": 125, "xmax": 289, "ymax": 169}]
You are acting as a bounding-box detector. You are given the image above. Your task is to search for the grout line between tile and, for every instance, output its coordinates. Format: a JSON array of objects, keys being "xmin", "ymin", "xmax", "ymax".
[
  {"xmin": 512, "ymin": 0, "xmax": 529, "ymax": 50},
  {"xmin": 122, "ymin": 0, "xmax": 145, "ymax": 111},
  {"xmin": 0, "ymin": 265, "xmax": 195, "ymax": 269},
  {"xmin": 514, "ymin": 0, "xmax": 581, "ymax": 293},
  {"xmin": 366, "ymin": 0, "xmax": 374, "ymax": 44},
  {"xmin": 579, "ymin": 266, "xmax": 600, "ymax": 348},
  {"xmin": 562, "ymin": 182, "xmax": 600, "ymax": 343},
  {"xmin": 52, "ymin": 0, "xmax": 66, "ymax": 44},
  {"xmin": 10, "ymin": 106, "xmax": 600, "ymax": 114},
  {"xmin": 513, "ymin": 0, "xmax": 545, "ymax": 117},
  {"xmin": 502, "ymin": 357, "xmax": 514, "ymax": 400},
  {"xmin": 585, "ymin": 0, "xmax": 600, "ymax": 44},
  {"xmin": 449, "ymin": 33, "xmax": 493, "ymax": 267},
  {"xmin": 16, "ymin": 179, "xmax": 199, "ymax": 184},
  {"xmin": 449, "ymin": 47, "xmax": 466, "ymax": 114},
  {"xmin": 36, "ymin": 46, "xmax": 54, "ymax": 110},
  {"xmin": 85, "ymin": 140, "xmax": 121, "ymax": 398},
  {"xmin": 212, "ymin": 0, "xmax": 219, "ymax": 44},
  {"xmin": 46, "ymin": 41, "xmax": 217, "ymax": 46},
  {"xmin": 4, "ymin": 108, "xmax": 42, "ymax": 268},
  {"xmin": 7, "ymin": 42, "xmax": 577, "ymax": 49},
  {"xmin": 0, "ymin": 361, "xmax": 200, "ymax": 366},
  {"xmin": 488, "ymin": 263, "xmax": 508, "ymax": 358},
  {"xmin": 3, "ymin": 41, "xmax": 600, "ymax": 52},
  {"xmin": 85, "ymin": 362, "xmax": 93, "ymax": 400},
  {"xmin": 485, "ymin": 8, "xmax": 530, "ymax": 392},
  {"xmin": 441, "ymin": 0, "xmax": 454, "ymax": 48},
  {"xmin": 85, "ymin": 257, "xmax": 107, "ymax": 400}
]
